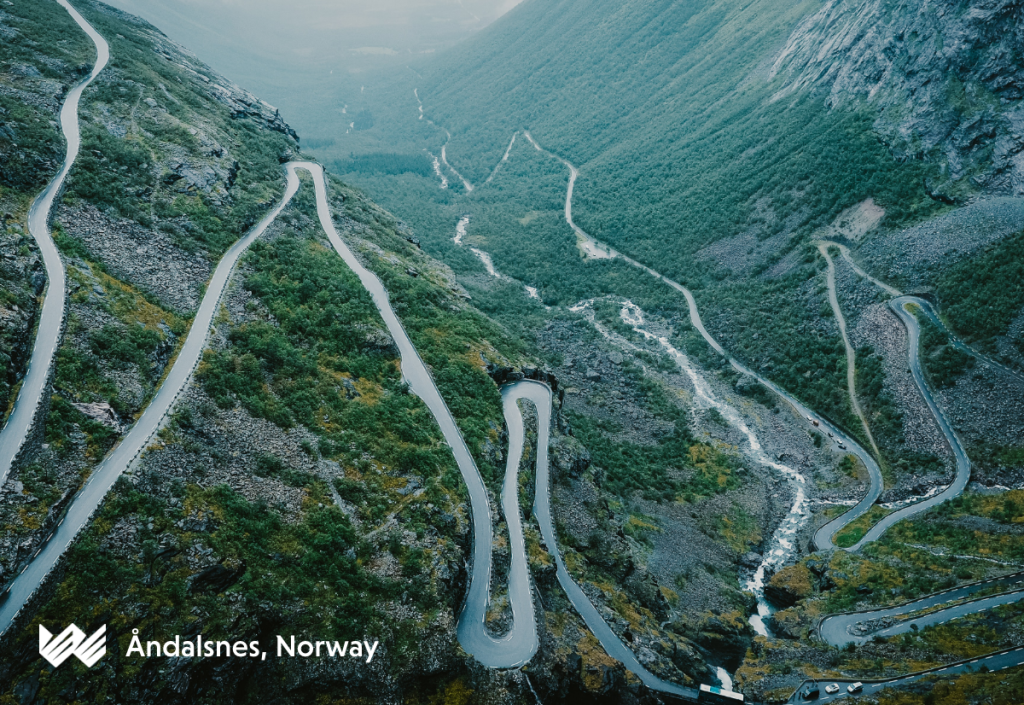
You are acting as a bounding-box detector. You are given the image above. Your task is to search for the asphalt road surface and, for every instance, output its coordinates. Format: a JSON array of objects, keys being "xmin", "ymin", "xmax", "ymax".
[
  {"xmin": 820, "ymin": 571, "xmax": 1024, "ymax": 647},
  {"xmin": 0, "ymin": 0, "xmax": 109, "ymax": 488}
]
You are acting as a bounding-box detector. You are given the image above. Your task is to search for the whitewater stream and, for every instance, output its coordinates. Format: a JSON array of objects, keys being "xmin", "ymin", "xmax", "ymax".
[
  {"xmin": 441, "ymin": 131, "xmax": 473, "ymax": 192},
  {"xmin": 428, "ymin": 152, "xmax": 448, "ymax": 189},
  {"xmin": 7, "ymin": 66, "xmax": 1009, "ymax": 700},
  {"xmin": 616, "ymin": 302, "xmax": 809, "ymax": 637},
  {"xmin": 522, "ymin": 132, "xmax": 894, "ymax": 556},
  {"xmin": 450, "ymin": 215, "xmax": 544, "ymax": 301}
]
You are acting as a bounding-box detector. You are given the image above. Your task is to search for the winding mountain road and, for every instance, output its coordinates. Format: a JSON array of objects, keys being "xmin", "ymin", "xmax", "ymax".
[
  {"xmin": 817, "ymin": 243, "xmax": 882, "ymax": 462},
  {"xmin": 844, "ymin": 297, "xmax": 973, "ymax": 546},
  {"xmin": 506, "ymin": 380, "xmax": 698, "ymax": 700},
  {"xmin": 826, "ymin": 241, "xmax": 902, "ymax": 298},
  {"xmin": 912, "ymin": 297, "xmax": 1024, "ymax": 385},
  {"xmin": 0, "ymin": 159, "xmax": 543, "ymax": 675},
  {"xmin": 0, "ymin": 161, "xmax": 302, "ymax": 635},
  {"xmin": 824, "ymin": 240, "xmax": 1022, "ymax": 383},
  {"xmin": 787, "ymin": 254, "xmax": 1021, "ymax": 699},
  {"xmin": 0, "ymin": 146, "xmax": 698, "ymax": 696},
  {"xmin": 522, "ymin": 132, "xmax": 999, "ymax": 561},
  {"xmin": 521, "ymin": 132, "xmax": 886, "ymax": 554},
  {"xmin": 0, "ymin": 89, "xmax": 697, "ymax": 690},
  {"xmin": 787, "ymin": 643, "xmax": 1024, "ymax": 704},
  {"xmin": 0, "ymin": 0, "xmax": 109, "ymax": 490},
  {"xmin": 787, "ymin": 571, "xmax": 1024, "ymax": 701},
  {"xmin": 7, "ymin": 59, "xmax": 1016, "ymax": 697},
  {"xmin": 820, "ymin": 571, "xmax": 1024, "ymax": 648},
  {"xmin": 517, "ymin": 130, "xmax": 1024, "ymax": 696},
  {"xmin": 815, "ymin": 245, "xmax": 981, "ymax": 545}
]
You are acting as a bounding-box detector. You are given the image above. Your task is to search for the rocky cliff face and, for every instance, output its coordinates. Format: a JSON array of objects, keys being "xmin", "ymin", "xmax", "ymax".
[{"xmin": 771, "ymin": 0, "xmax": 1024, "ymax": 196}]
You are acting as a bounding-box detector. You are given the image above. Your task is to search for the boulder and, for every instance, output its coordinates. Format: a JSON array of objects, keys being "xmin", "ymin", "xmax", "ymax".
[
  {"xmin": 70, "ymin": 401, "xmax": 123, "ymax": 431},
  {"xmin": 740, "ymin": 551, "xmax": 762, "ymax": 569},
  {"xmin": 550, "ymin": 435, "xmax": 591, "ymax": 479}
]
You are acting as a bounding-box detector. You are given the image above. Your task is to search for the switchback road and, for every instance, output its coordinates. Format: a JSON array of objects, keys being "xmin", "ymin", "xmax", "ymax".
[{"xmin": 0, "ymin": 0, "xmax": 109, "ymax": 489}]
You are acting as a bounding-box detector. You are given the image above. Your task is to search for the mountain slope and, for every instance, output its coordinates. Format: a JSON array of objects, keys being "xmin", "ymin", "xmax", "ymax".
[
  {"xmin": 0, "ymin": 2, "xmax": 783, "ymax": 702},
  {"xmin": 0, "ymin": 0, "xmax": 94, "ymax": 432},
  {"xmin": 4, "ymin": 1, "xmax": 1024, "ymax": 703},
  {"xmin": 331, "ymin": 0, "xmax": 946, "ymax": 478},
  {"xmin": 772, "ymin": 0, "xmax": 1024, "ymax": 196},
  {"xmin": 315, "ymin": 1, "xmax": 1024, "ymax": 700}
]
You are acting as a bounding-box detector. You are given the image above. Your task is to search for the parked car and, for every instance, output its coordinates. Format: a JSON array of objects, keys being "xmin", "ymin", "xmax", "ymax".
[
  {"xmin": 847, "ymin": 683, "xmax": 863, "ymax": 694},
  {"xmin": 825, "ymin": 683, "xmax": 840, "ymax": 694}
]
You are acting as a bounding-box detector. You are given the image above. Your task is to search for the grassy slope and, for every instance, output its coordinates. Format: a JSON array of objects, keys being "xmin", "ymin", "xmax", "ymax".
[
  {"xmin": 934, "ymin": 229, "xmax": 1024, "ymax": 363},
  {"xmin": 9, "ymin": 184, "xmax": 491, "ymax": 703},
  {"xmin": 738, "ymin": 491, "xmax": 1024, "ymax": 702},
  {"xmin": 0, "ymin": 2, "xmax": 506, "ymax": 700},
  {"xmin": 0, "ymin": 0, "xmax": 94, "ymax": 418},
  {"xmin": 315, "ymin": 0, "xmax": 946, "ymax": 448},
  {"xmin": 2, "ymin": 2, "xmax": 743, "ymax": 698},
  {"xmin": 0, "ymin": 0, "xmax": 300, "ymax": 543}
]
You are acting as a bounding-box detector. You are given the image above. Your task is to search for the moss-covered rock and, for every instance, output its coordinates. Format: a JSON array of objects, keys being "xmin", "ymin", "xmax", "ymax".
[{"xmin": 765, "ymin": 564, "xmax": 815, "ymax": 608}]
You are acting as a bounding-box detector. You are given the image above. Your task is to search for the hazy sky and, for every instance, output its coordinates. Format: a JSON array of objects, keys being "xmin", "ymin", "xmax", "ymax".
[
  {"xmin": 104, "ymin": 0, "xmax": 524, "ymax": 69},
  {"xmin": 102, "ymin": 0, "xmax": 524, "ymax": 139}
]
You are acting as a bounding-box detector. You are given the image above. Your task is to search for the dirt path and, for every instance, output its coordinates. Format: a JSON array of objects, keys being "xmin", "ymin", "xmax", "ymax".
[{"xmin": 817, "ymin": 242, "xmax": 883, "ymax": 464}]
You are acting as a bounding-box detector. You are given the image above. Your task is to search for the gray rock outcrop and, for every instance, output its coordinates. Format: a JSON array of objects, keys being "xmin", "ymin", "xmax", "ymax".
[{"xmin": 772, "ymin": 0, "xmax": 1024, "ymax": 194}]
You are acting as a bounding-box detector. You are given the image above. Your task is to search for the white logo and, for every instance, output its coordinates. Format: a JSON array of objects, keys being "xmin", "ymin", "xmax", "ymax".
[{"xmin": 39, "ymin": 624, "xmax": 106, "ymax": 668}]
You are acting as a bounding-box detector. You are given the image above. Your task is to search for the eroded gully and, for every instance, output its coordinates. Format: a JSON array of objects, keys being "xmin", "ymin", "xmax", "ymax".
[
  {"xmin": 430, "ymin": 126, "xmax": 991, "ymax": 690},
  {"xmin": 817, "ymin": 242, "xmax": 882, "ymax": 462},
  {"xmin": 522, "ymin": 130, "xmax": 990, "ymax": 562},
  {"xmin": 403, "ymin": 114, "xmax": 1019, "ymax": 691},
  {"xmin": 451, "ymin": 214, "xmax": 543, "ymax": 301}
]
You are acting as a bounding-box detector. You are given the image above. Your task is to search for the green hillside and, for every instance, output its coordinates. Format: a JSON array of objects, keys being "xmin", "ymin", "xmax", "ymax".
[
  {"xmin": 2, "ymin": 1, "xmax": 784, "ymax": 700},
  {"xmin": 321, "ymin": 0, "xmax": 949, "ymax": 460},
  {"xmin": 5, "ymin": 0, "xmax": 1024, "ymax": 702}
]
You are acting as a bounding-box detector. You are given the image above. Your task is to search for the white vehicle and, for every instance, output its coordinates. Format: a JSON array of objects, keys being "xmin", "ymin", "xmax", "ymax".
[
  {"xmin": 848, "ymin": 683, "xmax": 863, "ymax": 694},
  {"xmin": 825, "ymin": 683, "xmax": 840, "ymax": 695}
]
